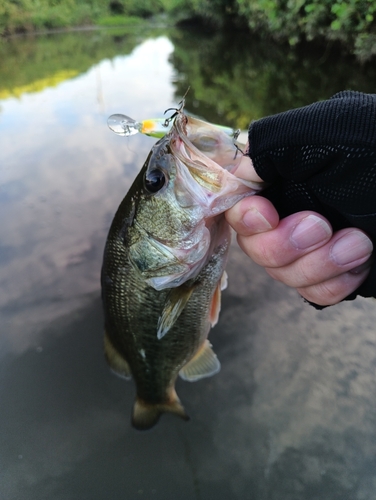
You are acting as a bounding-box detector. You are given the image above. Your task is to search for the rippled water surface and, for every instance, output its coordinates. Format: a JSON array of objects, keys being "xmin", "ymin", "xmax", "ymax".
[{"xmin": 1, "ymin": 26, "xmax": 376, "ymax": 500}]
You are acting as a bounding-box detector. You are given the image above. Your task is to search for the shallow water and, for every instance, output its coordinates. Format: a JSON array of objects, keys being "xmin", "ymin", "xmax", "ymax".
[{"xmin": 1, "ymin": 26, "xmax": 376, "ymax": 500}]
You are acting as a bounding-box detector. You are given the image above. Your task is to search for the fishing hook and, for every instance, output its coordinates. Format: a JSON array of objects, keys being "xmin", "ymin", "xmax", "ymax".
[{"xmin": 162, "ymin": 87, "xmax": 191, "ymax": 127}]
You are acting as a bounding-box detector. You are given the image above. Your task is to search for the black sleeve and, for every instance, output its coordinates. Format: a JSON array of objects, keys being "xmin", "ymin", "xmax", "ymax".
[{"xmin": 247, "ymin": 90, "xmax": 376, "ymax": 302}]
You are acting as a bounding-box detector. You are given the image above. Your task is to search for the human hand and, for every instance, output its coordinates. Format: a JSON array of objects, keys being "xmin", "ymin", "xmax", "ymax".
[{"xmin": 227, "ymin": 155, "xmax": 373, "ymax": 306}]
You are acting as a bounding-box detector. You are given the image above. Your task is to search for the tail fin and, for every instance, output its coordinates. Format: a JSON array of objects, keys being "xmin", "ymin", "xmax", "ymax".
[{"xmin": 132, "ymin": 391, "xmax": 189, "ymax": 430}]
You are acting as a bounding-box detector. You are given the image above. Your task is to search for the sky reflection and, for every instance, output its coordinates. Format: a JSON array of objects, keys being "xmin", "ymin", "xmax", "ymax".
[{"xmin": 0, "ymin": 36, "xmax": 175, "ymax": 355}]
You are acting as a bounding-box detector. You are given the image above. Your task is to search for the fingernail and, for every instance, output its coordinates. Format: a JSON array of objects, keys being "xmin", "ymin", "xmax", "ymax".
[
  {"xmin": 290, "ymin": 215, "xmax": 331, "ymax": 249},
  {"xmin": 330, "ymin": 231, "xmax": 373, "ymax": 266},
  {"xmin": 242, "ymin": 207, "xmax": 272, "ymax": 231}
]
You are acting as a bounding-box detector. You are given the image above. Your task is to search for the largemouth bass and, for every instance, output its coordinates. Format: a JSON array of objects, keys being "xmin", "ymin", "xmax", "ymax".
[{"xmin": 101, "ymin": 105, "xmax": 262, "ymax": 430}]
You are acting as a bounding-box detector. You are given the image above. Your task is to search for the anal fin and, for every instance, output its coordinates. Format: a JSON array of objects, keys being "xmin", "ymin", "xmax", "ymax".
[
  {"xmin": 179, "ymin": 339, "xmax": 221, "ymax": 382},
  {"xmin": 104, "ymin": 331, "xmax": 132, "ymax": 380}
]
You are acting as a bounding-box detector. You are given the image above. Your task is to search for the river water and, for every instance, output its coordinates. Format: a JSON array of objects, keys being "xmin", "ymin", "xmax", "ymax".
[{"xmin": 1, "ymin": 25, "xmax": 376, "ymax": 500}]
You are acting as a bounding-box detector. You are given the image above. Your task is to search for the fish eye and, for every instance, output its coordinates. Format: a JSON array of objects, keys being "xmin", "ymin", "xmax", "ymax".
[{"xmin": 144, "ymin": 169, "xmax": 167, "ymax": 194}]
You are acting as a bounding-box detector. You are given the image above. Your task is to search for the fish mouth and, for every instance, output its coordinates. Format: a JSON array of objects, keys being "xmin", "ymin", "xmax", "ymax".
[
  {"xmin": 171, "ymin": 113, "xmax": 263, "ymax": 195},
  {"xmin": 173, "ymin": 136, "xmax": 223, "ymax": 193},
  {"xmin": 170, "ymin": 132, "xmax": 261, "ymax": 217}
]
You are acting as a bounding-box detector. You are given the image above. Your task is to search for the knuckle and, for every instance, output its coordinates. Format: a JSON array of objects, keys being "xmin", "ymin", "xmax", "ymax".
[
  {"xmin": 267, "ymin": 259, "xmax": 317, "ymax": 288},
  {"xmin": 298, "ymin": 279, "xmax": 346, "ymax": 306},
  {"xmin": 294, "ymin": 259, "xmax": 316, "ymax": 287},
  {"xmin": 251, "ymin": 242, "xmax": 281, "ymax": 267},
  {"xmin": 265, "ymin": 267, "xmax": 283, "ymax": 282},
  {"xmin": 316, "ymin": 282, "xmax": 343, "ymax": 305}
]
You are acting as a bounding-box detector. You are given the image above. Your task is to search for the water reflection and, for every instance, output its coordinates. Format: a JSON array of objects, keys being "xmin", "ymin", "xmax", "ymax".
[
  {"xmin": 0, "ymin": 33, "xmax": 175, "ymax": 355},
  {"xmin": 170, "ymin": 27, "xmax": 376, "ymax": 128},
  {"xmin": 1, "ymin": 25, "xmax": 376, "ymax": 500}
]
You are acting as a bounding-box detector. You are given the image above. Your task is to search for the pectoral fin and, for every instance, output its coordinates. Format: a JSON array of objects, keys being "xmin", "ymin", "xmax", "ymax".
[
  {"xmin": 220, "ymin": 270, "xmax": 228, "ymax": 291},
  {"xmin": 104, "ymin": 332, "xmax": 132, "ymax": 380},
  {"xmin": 209, "ymin": 270, "xmax": 227, "ymax": 327},
  {"xmin": 157, "ymin": 286, "xmax": 195, "ymax": 340},
  {"xmin": 179, "ymin": 340, "xmax": 221, "ymax": 381}
]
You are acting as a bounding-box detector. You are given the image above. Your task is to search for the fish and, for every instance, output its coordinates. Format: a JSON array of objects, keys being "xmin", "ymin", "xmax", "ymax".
[{"xmin": 101, "ymin": 103, "xmax": 263, "ymax": 430}]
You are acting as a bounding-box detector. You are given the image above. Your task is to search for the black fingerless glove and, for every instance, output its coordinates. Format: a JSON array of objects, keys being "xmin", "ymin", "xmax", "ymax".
[{"xmin": 248, "ymin": 90, "xmax": 376, "ymax": 303}]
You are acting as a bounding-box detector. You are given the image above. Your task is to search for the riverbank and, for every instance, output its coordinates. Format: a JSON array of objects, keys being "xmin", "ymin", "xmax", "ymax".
[
  {"xmin": 1, "ymin": 1, "xmax": 375, "ymax": 62},
  {"xmin": 0, "ymin": 0, "xmax": 174, "ymax": 36}
]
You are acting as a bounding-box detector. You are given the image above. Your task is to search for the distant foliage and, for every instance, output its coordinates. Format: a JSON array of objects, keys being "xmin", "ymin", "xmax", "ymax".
[
  {"xmin": 171, "ymin": 0, "xmax": 376, "ymax": 60},
  {"xmin": 0, "ymin": 0, "xmax": 163, "ymax": 35},
  {"xmin": 0, "ymin": 0, "xmax": 103, "ymax": 33},
  {"xmin": 1, "ymin": 0, "xmax": 375, "ymax": 60},
  {"xmin": 107, "ymin": 0, "xmax": 165, "ymax": 18},
  {"xmin": 231, "ymin": 0, "xmax": 376, "ymax": 60}
]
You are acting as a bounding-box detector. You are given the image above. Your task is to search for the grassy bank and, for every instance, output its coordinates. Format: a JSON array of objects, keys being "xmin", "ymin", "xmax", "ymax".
[{"xmin": 0, "ymin": 0, "xmax": 167, "ymax": 35}]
